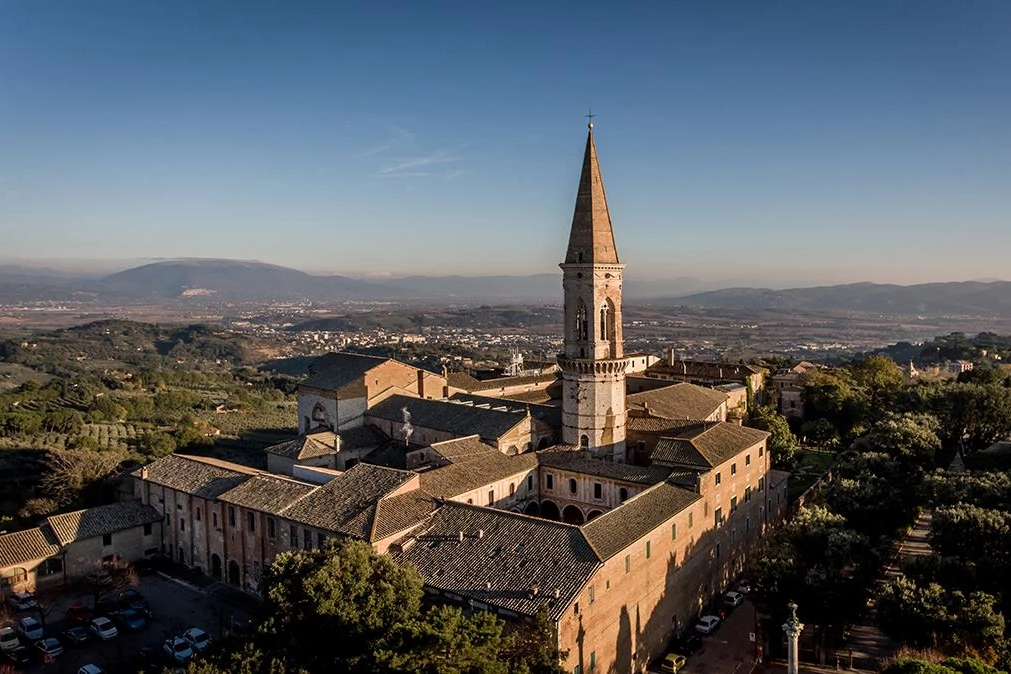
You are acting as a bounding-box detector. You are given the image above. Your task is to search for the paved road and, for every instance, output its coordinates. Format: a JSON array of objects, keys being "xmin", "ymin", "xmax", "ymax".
[{"xmin": 681, "ymin": 600, "xmax": 759, "ymax": 674}]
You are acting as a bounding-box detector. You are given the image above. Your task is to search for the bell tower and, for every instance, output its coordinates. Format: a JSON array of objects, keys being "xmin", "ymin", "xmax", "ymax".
[{"xmin": 558, "ymin": 122, "xmax": 627, "ymax": 461}]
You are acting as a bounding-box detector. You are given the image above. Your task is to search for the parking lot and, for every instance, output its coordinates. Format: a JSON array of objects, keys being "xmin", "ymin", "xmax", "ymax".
[{"xmin": 3, "ymin": 570, "xmax": 258, "ymax": 673}]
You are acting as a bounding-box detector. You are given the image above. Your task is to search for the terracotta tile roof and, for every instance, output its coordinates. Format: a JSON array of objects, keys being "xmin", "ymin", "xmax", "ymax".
[
  {"xmin": 371, "ymin": 491, "xmax": 438, "ymax": 541},
  {"xmin": 646, "ymin": 360, "xmax": 767, "ymax": 380},
  {"xmin": 627, "ymin": 383, "xmax": 728, "ymax": 420},
  {"xmin": 449, "ymin": 393, "xmax": 561, "ymax": 429},
  {"xmin": 626, "ymin": 417, "xmax": 705, "ymax": 434},
  {"xmin": 368, "ymin": 394, "xmax": 524, "ymax": 442},
  {"xmin": 300, "ymin": 352, "xmax": 390, "ymax": 393},
  {"xmin": 132, "ymin": 454, "xmax": 253, "ymax": 499},
  {"xmin": 396, "ymin": 504, "xmax": 601, "ymax": 620},
  {"xmin": 428, "ymin": 436, "xmax": 496, "ymax": 463},
  {"xmin": 264, "ymin": 431, "xmax": 338, "ymax": 460},
  {"xmin": 418, "ymin": 452, "xmax": 537, "ymax": 499},
  {"xmin": 0, "ymin": 527, "xmax": 61, "ymax": 568},
  {"xmin": 537, "ymin": 450, "xmax": 673, "ymax": 485},
  {"xmin": 280, "ymin": 463, "xmax": 415, "ymax": 540},
  {"xmin": 45, "ymin": 502, "xmax": 161, "ymax": 546},
  {"xmin": 652, "ymin": 423, "xmax": 769, "ymax": 468},
  {"xmin": 582, "ymin": 481, "xmax": 701, "ymax": 560},
  {"xmin": 338, "ymin": 425, "xmax": 387, "ymax": 449},
  {"xmin": 448, "ymin": 371, "xmax": 559, "ymax": 392},
  {"xmin": 218, "ymin": 474, "xmax": 316, "ymax": 512}
]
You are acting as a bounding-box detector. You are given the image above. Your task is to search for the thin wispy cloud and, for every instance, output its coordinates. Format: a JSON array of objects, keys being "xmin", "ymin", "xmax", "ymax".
[{"xmin": 356, "ymin": 123, "xmax": 415, "ymax": 158}]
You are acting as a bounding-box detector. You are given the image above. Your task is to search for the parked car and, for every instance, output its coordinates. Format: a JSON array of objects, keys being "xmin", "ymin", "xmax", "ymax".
[
  {"xmin": 660, "ymin": 653, "xmax": 687, "ymax": 673},
  {"xmin": 163, "ymin": 636, "xmax": 194, "ymax": 664},
  {"xmin": 183, "ymin": 627, "xmax": 211, "ymax": 652},
  {"xmin": 672, "ymin": 632, "xmax": 702, "ymax": 655},
  {"xmin": 694, "ymin": 614, "xmax": 721, "ymax": 635},
  {"xmin": 62, "ymin": 625, "xmax": 91, "ymax": 646},
  {"xmin": 733, "ymin": 580, "xmax": 751, "ymax": 595},
  {"xmin": 88, "ymin": 616, "xmax": 118, "ymax": 641},
  {"xmin": 111, "ymin": 608, "xmax": 147, "ymax": 631},
  {"xmin": 35, "ymin": 636, "xmax": 64, "ymax": 659},
  {"xmin": 66, "ymin": 601, "xmax": 94, "ymax": 624},
  {"xmin": 7, "ymin": 591, "xmax": 37, "ymax": 611},
  {"xmin": 16, "ymin": 616, "xmax": 43, "ymax": 642},
  {"xmin": 2, "ymin": 646, "xmax": 30, "ymax": 667},
  {"xmin": 723, "ymin": 590, "xmax": 745, "ymax": 608},
  {"xmin": 78, "ymin": 665, "xmax": 105, "ymax": 674},
  {"xmin": 119, "ymin": 589, "xmax": 154, "ymax": 618},
  {"xmin": 95, "ymin": 596, "xmax": 119, "ymax": 616},
  {"xmin": 0, "ymin": 626, "xmax": 19, "ymax": 652}
]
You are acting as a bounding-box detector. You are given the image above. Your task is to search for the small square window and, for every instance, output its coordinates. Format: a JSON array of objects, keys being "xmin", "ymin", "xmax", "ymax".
[
  {"xmin": 102, "ymin": 533, "xmax": 112, "ymax": 546},
  {"xmin": 715, "ymin": 472, "xmax": 722, "ymax": 486},
  {"xmin": 143, "ymin": 523, "xmax": 152, "ymax": 536}
]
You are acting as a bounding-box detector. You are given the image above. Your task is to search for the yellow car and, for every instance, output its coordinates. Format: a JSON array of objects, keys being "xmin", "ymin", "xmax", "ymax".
[{"xmin": 660, "ymin": 653, "xmax": 687, "ymax": 673}]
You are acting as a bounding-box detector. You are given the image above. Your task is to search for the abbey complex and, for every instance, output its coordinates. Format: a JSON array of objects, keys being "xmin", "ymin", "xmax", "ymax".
[{"xmin": 1, "ymin": 126, "xmax": 788, "ymax": 673}]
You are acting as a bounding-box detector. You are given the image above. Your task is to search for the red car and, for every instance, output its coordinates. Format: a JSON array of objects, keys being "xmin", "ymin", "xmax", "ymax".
[{"xmin": 66, "ymin": 602, "xmax": 94, "ymax": 624}]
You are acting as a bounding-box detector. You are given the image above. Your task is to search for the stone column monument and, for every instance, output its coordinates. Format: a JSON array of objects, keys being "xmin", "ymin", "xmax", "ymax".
[{"xmin": 782, "ymin": 601, "xmax": 804, "ymax": 674}]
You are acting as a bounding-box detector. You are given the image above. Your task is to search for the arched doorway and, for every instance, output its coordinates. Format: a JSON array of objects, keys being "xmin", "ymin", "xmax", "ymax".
[
  {"xmin": 562, "ymin": 505, "xmax": 585, "ymax": 525},
  {"xmin": 587, "ymin": 510, "xmax": 603, "ymax": 521},
  {"xmin": 524, "ymin": 501, "xmax": 540, "ymax": 516},
  {"xmin": 210, "ymin": 554, "xmax": 222, "ymax": 580},
  {"xmin": 540, "ymin": 500, "xmax": 560, "ymax": 521},
  {"xmin": 227, "ymin": 560, "xmax": 240, "ymax": 586}
]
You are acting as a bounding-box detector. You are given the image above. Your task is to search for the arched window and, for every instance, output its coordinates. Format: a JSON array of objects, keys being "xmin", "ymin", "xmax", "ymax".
[
  {"xmin": 600, "ymin": 302, "xmax": 609, "ymax": 341},
  {"xmin": 568, "ymin": 478, "xmax": 578, "ymax": 495},
  {"xmin": 619, "ymin": 487, "xmax": 629, "ymax": 502},
  {"xmin": 580, "ymin": 434, "xmax": 589, "ymax": 449},
  {"xmin": 575, "ymin": 301, "xmax": 588, "ymax": 342}
]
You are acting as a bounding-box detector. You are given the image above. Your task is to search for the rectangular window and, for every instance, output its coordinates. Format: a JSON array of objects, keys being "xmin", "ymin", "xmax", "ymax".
[
  {"xmin": 247, "ymin": 511, "xmax": 255, "ymax": 533},
  {"xmin": 747, "ymin": 516, "xmax": 752, "ymax": 532},
  {"xmin": 546, "ymin": 474, "xmax": 553, "ymax": 490},
  {"xmin": 102, "ymin": 533, "xmax": 112, "ymax": 546},
  {"xmin": 746, "ymin": 454, "xmax": 751, "ymax": 466},
  {"xmin": 593, "ymin": 482, "xmax": 602, "ymax": 500},
  {"xmin": 228, "ymin": 506, "xmax": 236, "ymax": 527},
  {"xmin": 715, "ymin": 542, "xmax": 721, "ymax": 559},
  {"xmin": 303, "ymin": 528, "xmax": 312, "ymax": 551},
  {"xmin": 731, "ymin": 496, "xmax": 738, "ymax": 513},
  {"xmin": 317, "ymin": 533, "xmax": 326, "ymax": 549},
  {"xmin": 646, "ymin": 541, "xmax": 651, "ymax": 559},
  {"xmin": 487, "ymin": 490, "xmax": 494, "ymax": 505},
  {"xmin": 179, "ymin": 518, "xmax": 185, "ymax": 531},
  {"xmin": 267, "ymin": 517, "xmax": 276, "ymax": 539},
  {"xmin": 746, "ymin": 486, "xmax": 752, "ymax": 502},
  {"xmin": 759, "ymin": 445, "xmax": 764, "ymax": 457},
  {"xmin": 590, "ymin": 652, "xmax": 596, "ymax": 669},
  {"xmin": 671, "ymin": 523, "xmax": 677, "ymax": 540},
  {"xmin": 715, "ymin": 507, "xmax": 724, "ymax": 526},
  {"xmin": 715, "ymin": 472, "xmax": 722, "ymax": 486},
  {"xmin": 731, "ymin": 463, "xmax": 737, "ymax": 476},
  {"xmin": 625, "ymin": 554, "xmax": 631, "ymax": 574},
  {"xmin": 527, "ymin": 475, "xmax": 533, "ymax": 491},
  {"xmin": 143, "ymin": 523, "xmax": 152, "ymax": 536},
  {"xmin": 688, "ymin": 512, "xmax": 693, "ymax": 528},
  {"xmin": 290, "ymin": 525, "xmax": 298, "ymax": 547},
  {"xmin": 759, "ymin": 476, "xmax": 765, "ymax": 491},
  {"xmin": 588, "ymin": 585, "xmax": 595, "ymax": 604},
  {"xmin": 253, "ymin": 561, "xmax": 261, "ymax": 582},
  {"xmin": 212, "ymin": 512, "xmax": 218, "ymax": 528},
  {"xmin": 195, "ymin": 508, "xmax": 202, "ymax": 522}
]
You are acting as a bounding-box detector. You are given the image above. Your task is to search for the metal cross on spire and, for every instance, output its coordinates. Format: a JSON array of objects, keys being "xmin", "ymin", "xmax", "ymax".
[{"xmin": 585, "ymin": 109, "xmax": 595, "ymax": 130}]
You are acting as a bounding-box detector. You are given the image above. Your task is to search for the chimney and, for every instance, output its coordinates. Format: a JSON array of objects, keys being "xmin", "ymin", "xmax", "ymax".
[
  {"xmin": 417, "ymin": 370, "xmax": 425, "ymax": 399},
  {"xmin": 140, "ymin": 467, "xmax": 149, "ymax": 480},
  {"xmin": 458, "ymin": 531, "xmax": 465, "ymax": 542},
  {"xmin": 477, "ymin": 529, "xmax": 484, "ymax": 539},
  {"xmin": 668, "ymin": 348, "xmax": 676, "ymax": 367}
]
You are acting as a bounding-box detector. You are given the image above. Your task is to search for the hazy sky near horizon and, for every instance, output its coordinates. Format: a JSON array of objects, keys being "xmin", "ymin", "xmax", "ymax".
[{"xmin": 1, "ymin": 1, "xmax": 1009, "ymax": 285}]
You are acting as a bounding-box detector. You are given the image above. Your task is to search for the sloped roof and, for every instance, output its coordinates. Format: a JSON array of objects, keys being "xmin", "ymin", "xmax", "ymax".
[
  {"xmin": 300, "ymin": 352, "xmax": 390, "ymax": 393},
  {"xmin": 537, "ymin": 450, "xmax": 673, "ymax": 485},
  {"xmin": 368, "ymin": 394, "xmax": 524, "ymax": 442},
  {"xmin": 395, "ymin": 503, "xmax": 601, "ymax": 620},
  {"xmin": 626, "ymin": 417, "xmax": 705, "ymax": 434},
  {"xmin": 419, "ymin": 452, "xmax": 538, "ymax": 499},
  {"xmin": 217, "ymin": 474, "xmax": 316, "ymax": 512},
  {"xmin": 264, "ymin": 431, "xmax": 338, "ymax": 460},
  {"xmin": 582, "ymin": 481, "xmax": 701, "ymax": 560},
  {"xmin": 0, "ymin": 527, "xmax": 61, "ymax": 568},
  {"xmin": 280, "ymin": 463, "xmax": 414, "ymax": 540},
  {"xmin": 428, "ymin": 435, "xmax": 497, "ymax": 463},
  {"xmin": 132, "ymin": 454, "xmax": 254, "ymax": 499},
  {"xmin": 627, "ymin": 382, "xmax": 728, "ymax": 421},
  {"xmin": 449, "ymin": 392, "xmax": 561, "ymax": 430},
  {"xmin": 651, "ymin": 423, "xmax": 769, "ymax": 468},
  {"xmin": 46, "ymin": 502, "xmax": 161, "ymax": 546},
  {"xmin": 448, "ymin": 371, "xmax": 559, "ymax": 392},
  {"xmin": 646, "ymin": 360, "xmax": 767, "ymax": 381},
  {"xmin": 371, "ymin": 491, "xmax": 438, "ymax": 541}
]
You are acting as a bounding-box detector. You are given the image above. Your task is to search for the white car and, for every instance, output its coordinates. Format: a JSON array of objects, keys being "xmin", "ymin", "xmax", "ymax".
[
  {"xmin": 7, "ymin": 591, "xmax": 37, "ymax": 611},
  {"xmin": 0, "ymin": 626, "xmax": 19, "ymax": 651},
  {"xmin": 694, "ymin": 614, "xmax": 721, "ymax": 635},
  {"xmin": 89, "ymin": 616, "xmax": 118, "ymax": 641},
  {"xmin": 16, "ymin": 616, "xmax": 43, "ymax": 642},
  {"xmin": 164, "ymin": 636, "xmax": 194, "ymax": 664},
  {"xmin": 723, "ymin": 590, "xmax": 745, "ymax": 607},
  {"xmin": 183, "ymin": 627, "xmax": 211, "ymax": 652}
]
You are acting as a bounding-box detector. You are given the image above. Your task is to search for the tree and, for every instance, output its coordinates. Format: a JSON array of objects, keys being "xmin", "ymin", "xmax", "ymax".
[
  {"xmin": 745, "ymin": 406, "xmax": 799, "ymax": 468},
  {"xmin": 851, "ymin": 355, "xmax": 904, "ymax": 417}
]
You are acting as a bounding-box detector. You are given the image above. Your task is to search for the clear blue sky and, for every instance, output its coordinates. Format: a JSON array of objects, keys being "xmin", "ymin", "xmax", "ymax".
[{"xmin": 1, "ymin": 1, "xmax": 1008, "ymax": 286}]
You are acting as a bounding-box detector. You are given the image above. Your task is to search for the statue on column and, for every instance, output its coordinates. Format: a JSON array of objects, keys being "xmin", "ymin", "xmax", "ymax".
[{"xmin": 782, "ymin": 601, "xmax": 804, "ymax": 674}]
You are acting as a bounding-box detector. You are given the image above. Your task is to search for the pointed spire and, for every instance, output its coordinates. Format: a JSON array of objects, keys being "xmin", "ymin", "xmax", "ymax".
[{"xmin": 564, "ymin": 125, "xmax": 619, "ymax": 265}]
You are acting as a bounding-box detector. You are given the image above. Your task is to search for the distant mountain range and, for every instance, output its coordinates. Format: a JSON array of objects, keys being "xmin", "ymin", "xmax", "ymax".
[{"xmin": 1, "ymin": 259, "xmax": 1009, "ymax": 317}]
